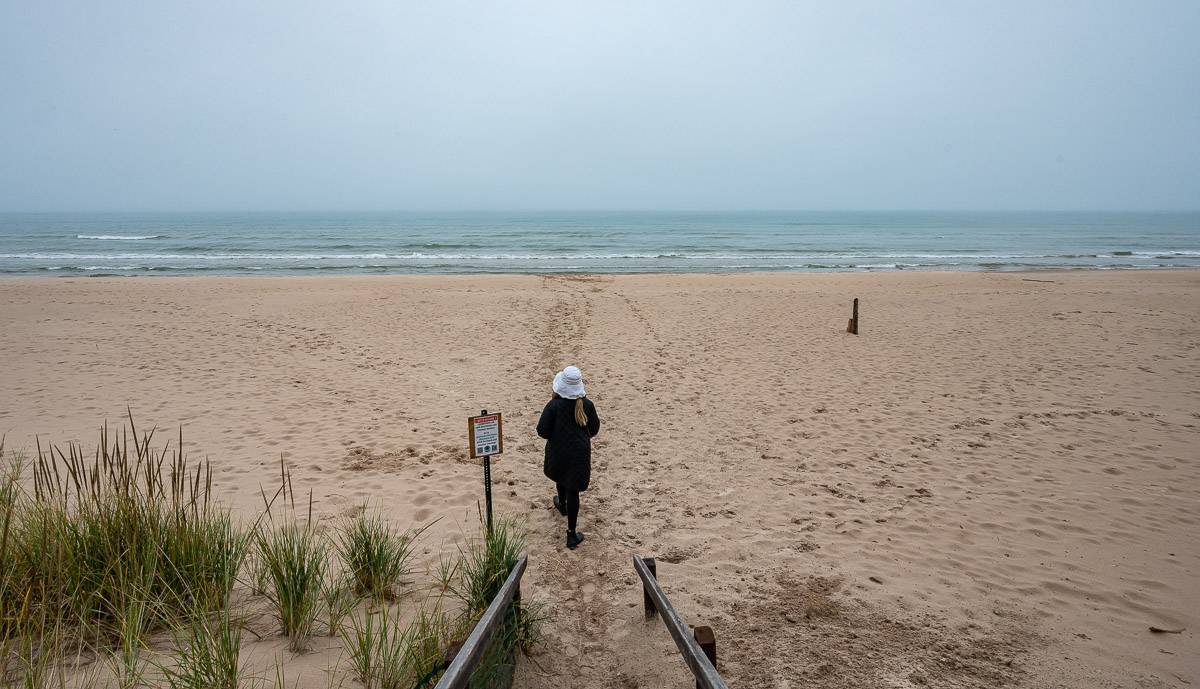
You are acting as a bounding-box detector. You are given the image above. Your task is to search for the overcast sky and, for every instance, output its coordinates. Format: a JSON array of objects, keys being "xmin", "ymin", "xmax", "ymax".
[{"xmin": 1, "ymin": 1, "xmax": 1197, "ymax": 212}]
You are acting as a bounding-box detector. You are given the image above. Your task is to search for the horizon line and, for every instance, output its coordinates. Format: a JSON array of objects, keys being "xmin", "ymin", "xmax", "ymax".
[{"xmin": 2, "ymin": 208, "xmax": 1198, "ymax": 215}]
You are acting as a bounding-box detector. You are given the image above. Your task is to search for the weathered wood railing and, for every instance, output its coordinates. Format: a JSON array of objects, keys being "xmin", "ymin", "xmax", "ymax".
[
  {"xmin": 633, "ymin": 555, "xmax": 729, "ymax": 689},
  {"xmin": 434, "ymin": 554, "xmax": 528, "ymax": 689}
]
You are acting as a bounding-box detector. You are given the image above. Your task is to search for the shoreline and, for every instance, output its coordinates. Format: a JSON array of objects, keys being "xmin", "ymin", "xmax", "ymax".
[{"xmin": 3, "ymin": 264, "xmax": 1200, "ymax": 281}]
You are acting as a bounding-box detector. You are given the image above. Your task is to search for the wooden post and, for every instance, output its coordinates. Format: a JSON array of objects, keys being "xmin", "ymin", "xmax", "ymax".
[
  {"xmin": 642, "ymin": 557, "xmax": 657, "ymax": 616},
  {"xmin": 693, "ymin": 626, "xmax": 716, "ymax": 689},
  {"xmin": 847, "ymin": 298, "xmax": 859, "ymax": 335},
  {"xmin": 442, "ymin": 639, "xmax": 463, "ymax": 666},
  {"xmin": 631, "ymin": 555, "xmax": 728, "ymax": 689}
]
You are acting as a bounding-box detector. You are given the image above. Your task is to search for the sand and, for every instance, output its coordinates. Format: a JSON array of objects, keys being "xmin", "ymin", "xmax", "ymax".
[{"xmin": 1, "ymin": 270, "xmax": 1197, "ymax": 689}]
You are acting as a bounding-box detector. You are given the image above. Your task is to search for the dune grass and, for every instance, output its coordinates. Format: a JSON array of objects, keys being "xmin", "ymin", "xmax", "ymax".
[
  {"xmin": 341, "ymin": 605, "xmax": 453, "ymax": 689},
  {"xmin": 2, "ymin": 421, "xmax": 248, "ymax": 636},
  {"xmin": 335, "ymin": 508, "xmax": 419, "ymax": 602},
  {"xmin": 450, "ymin": 518, "xmax": 524, "ymax": 614},
  {"xmin": 320, "ymin": 573, "xmax": 358, "ymax": 638},
  {"xmin": 256, "ymin": 520, "xmax": 328, "ymax": 652},
  {"xmin": 1, "ymin": 423, "xmax": 542, "ymax": 689},
  {"xmin": 158, "ymin": 608, "xmax": 245, "ymax": 689},
  {"xmin": 108, "ymin": 581, "xmax": 152, "ymax": 689},
  {"xmin": 342, "ymin": 605, "xmax": 403, "ymax": 689},
  {"xmin": 452, "ymin": 517, "xmax": 544, "ymax": 688},
  {"xmin": 9, "ymin": 617, "xmax": 100, "ymax": 689},
  {"xmin": 0, "ymin": 441, "xmax": 25, "ymax": 682},
  {"xmin": 337, "ymin": 516, "xmax": 539, "ymax": 689},
  {"xmin": 0, "ymin": 420, "xmax": 253, "ymax": 687}
]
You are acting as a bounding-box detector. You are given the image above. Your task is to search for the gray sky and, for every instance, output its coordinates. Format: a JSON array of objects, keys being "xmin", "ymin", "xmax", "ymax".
[{"xmin": 1, "ymin": 1, "xmax": 1197, "ymax": 212}]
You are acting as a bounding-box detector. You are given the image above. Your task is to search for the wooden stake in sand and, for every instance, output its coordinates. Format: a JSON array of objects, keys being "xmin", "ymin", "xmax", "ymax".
[
  {"xmin": 641, "ymin": 557, "xmax": 658, "ymax": 616},
  {"xmin": 693, "ymin": 626, "xmax": 717, "ymax": 689},
  {"xmin": 847, "ymin": 298, "xmax": 859, "ymax": 334}
]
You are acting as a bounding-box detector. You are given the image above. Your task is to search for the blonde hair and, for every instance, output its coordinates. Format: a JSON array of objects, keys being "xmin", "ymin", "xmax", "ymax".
[{"xmin": 574, "ymin": 397, "xmax": 587, "ymax": 426}]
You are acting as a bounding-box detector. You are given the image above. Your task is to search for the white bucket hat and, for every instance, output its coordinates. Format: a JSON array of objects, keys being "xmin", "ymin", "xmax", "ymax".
[{"xmin": 552, "ymin": 366, "xmax": 586, "ymax": 399}]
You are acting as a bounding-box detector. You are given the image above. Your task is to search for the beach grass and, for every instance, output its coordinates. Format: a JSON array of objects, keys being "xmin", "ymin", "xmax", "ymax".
[
  {"xmin": 0, "ymin": 419, "xmax": 252, "ymax": 688},
  {"xmin": 335, "ymin": 508, "xmax": 420, "ymax": 602},
  {"xmin": 337, "ymin": 517, "xmax": 539, "ymax": 689},
  {"xmin": 431, "ymin": 554, "xmax": 459, "ymax": 599},
  {"xmin": 256, "ymin": 520, "xmax": 328, "ymax": 651},
  {"xmin": 158, "ymin": 608, "xmax": 245, "ymax": 689},
  {"xmin": 451, "ymin": 517, "xmax": 525, "ymax": 614},
  {"xmin": 450, "ymin": 517, "xmax": 544, "ymax": 688},
  {"xmin": 108, "ymin": 580, "xmax": 152, "ymax": 689},
  {"xmin": 341, "ymin": 605, "xmax": 452, "ymax": 689},
  {"xmin": 342, "ymin": 604, "xmax": 412, "ymax": 689},
  {"xmin": 400, "ymin": 609, "xmax": 453, "ymax": 689},
  {"xmin": 321, "ymin": 571, "xmax": 358, "ymax": 637},
  {"xmin": 0, "ymin": 424, "xmax": 542, "ymax": 688},
  {"xmin": 14, "ymin": 421, "xmax": 245, "ymax": 632},
  {"xmin": 342, "ymin": 603, "xmax": 386, "ymax": 686},
  {"xmin": 0, "ymin": 423, "xmax": 261, "ymax": 689}
]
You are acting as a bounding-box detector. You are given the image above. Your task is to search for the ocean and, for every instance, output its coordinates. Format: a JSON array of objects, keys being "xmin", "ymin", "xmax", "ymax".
[{"xmin": 0, "ymin": 211, "xmax": 1197, "ymax": 276}]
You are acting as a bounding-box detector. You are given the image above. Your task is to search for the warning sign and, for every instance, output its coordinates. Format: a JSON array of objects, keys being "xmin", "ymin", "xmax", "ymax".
[{"xmin": 468, "ymin": 412, "xmax": 503, "ymax": 459}]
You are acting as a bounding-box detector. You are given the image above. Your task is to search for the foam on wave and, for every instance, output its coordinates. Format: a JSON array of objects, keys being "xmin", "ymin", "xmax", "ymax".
[{"xmin": 76, "ymin": 235, "xmax": 165, "ymax": 240}]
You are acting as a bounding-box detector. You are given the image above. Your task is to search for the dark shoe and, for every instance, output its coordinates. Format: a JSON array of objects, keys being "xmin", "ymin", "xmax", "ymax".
[
  {"xmin": 553, "ymin": 495, "xmax": 566, "ymax": 516},
  {"xmin": 566, "ymin": 531, "xmax": 585, "ymax": 550}
]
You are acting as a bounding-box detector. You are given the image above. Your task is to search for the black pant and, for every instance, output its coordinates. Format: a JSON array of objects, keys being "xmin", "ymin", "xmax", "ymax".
[{"xmin": 556, "ymin": 483, "xmax": 580, "ymax": 532}]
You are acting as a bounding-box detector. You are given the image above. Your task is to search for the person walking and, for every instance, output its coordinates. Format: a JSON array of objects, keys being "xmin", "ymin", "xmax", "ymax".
[{"xmin": 537, "ymin": 365, "xmax": 600, "ymax": 550}]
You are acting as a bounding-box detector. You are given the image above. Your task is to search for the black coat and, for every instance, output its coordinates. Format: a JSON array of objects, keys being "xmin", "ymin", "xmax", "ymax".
[{"xmin": 537, "ymin": 397, "xmax": 600, "ymax": 492}]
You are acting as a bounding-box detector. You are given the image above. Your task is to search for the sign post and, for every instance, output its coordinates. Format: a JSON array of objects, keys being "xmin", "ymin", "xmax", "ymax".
[{"xmin": 468, "ymin": 410, "xmax": 503, "ymax": 534}]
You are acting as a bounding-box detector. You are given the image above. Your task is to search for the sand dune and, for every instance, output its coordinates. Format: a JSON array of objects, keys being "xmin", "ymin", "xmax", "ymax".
[{"xmin": 1, "ymin": 270, "xmax": 1197, "ymax": 688}]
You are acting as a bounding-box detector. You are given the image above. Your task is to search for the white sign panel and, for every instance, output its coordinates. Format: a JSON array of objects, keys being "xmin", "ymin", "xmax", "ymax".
[{"xmin": 468, "ymin": 412, "xmax": 503, "ymax": 459}]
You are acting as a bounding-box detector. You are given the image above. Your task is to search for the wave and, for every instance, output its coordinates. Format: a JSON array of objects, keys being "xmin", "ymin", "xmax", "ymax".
[
  {"xmin": 2, "ymin": 262, "xmax": 1192, "ymax": 276},
  {"xmin": 1, "ymin": 252, "xmax": 693, "ymax": 261},
  {"xmin": 14, "ymin": 259, "xmax": 1188, "ymax": 272},
  {"xmin": 3, "ymin": 242, "xmax": 1198, "ymax": 276},
  {"xmin": 76, "ymin": 235, "xmax": 165, "ymax": 240}
]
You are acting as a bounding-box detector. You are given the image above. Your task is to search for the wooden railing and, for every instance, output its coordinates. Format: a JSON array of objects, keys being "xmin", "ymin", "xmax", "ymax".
[
  {"xmin": 633, "ymin": 555, "xmax": 729, "ymax": 689},
  {"xmin": 434, "ymin": 554, "xmax": 528, "ymax": 689}
]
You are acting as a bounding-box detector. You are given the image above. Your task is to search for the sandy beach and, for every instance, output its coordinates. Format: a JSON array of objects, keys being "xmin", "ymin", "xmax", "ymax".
[{"xmin": 1, "ymin": 269, "xmax": 1197, "ymax": 689}]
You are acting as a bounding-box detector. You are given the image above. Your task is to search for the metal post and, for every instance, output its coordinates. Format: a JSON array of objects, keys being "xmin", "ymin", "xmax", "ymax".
[
  {"xmin": 483, "ymin": 456, "xmax": 493, "ymax": 534},
  {"xmin": 480, "ymin": 409, "xmax": 493, "ymax": 535}
]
